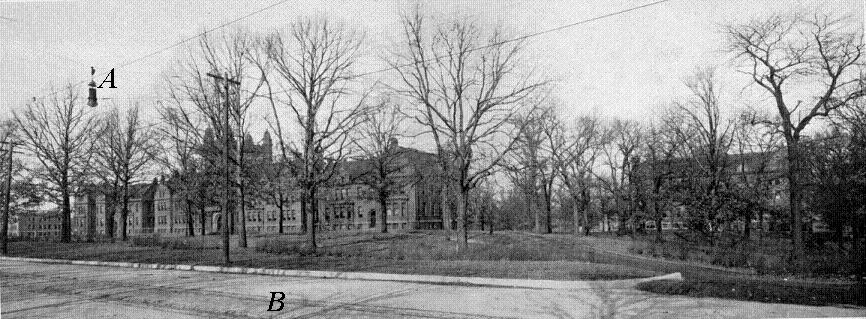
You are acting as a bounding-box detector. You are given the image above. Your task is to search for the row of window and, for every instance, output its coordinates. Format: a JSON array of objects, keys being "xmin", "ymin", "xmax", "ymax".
[
  {"xmin": 26, "ymin": 224, "xmax": 60, "ymax": 230},
  {"xmin": 324, "ymin": 204, "xmax": 358, "ymax": 221},
  {"xmin": 246, "ymin": 210, "xmax": 299, "ymax": 222},
  {"xmin": 156, "ymin": 215, "xmax": 191, "ymax": 225}
]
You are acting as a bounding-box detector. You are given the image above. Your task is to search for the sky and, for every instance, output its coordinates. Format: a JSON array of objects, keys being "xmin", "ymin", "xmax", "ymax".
[{"xmin": 1, "ymin": 0, "xmax": 863, "ymax": 142}]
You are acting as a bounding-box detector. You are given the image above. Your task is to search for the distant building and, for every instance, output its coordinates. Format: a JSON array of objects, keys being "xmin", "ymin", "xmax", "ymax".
[
  {"xmin": 309, "ymin": 142, "xmax": 444, "ymax": 232},
  {"xmin": 72, "ymin": 181, "xmax": 157, "ymax": 239},
  {"xmin": 73, "ymin": 186, "xmax": 104, "ymax": 240},
  {"xmin": 18, "ymin": 208, "xmax": 62, "ymax": 240},
  {"xmin": 70, "ymin": 133, "xmax": 446, "ymax": 240},
  {"xmin": 634, "ymin": 151, "xmax": 795, "ymax": 232}
]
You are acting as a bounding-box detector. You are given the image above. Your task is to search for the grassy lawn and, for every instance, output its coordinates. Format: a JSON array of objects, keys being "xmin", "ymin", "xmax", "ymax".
[
  {"xmin": 5, "ymin": 231, "xmax": 659, "ymax": 281},
  {"xmin": 637, "ymin": 278, "xmax": 865, "ymax": 307},
  {"xmin": 6, "ymin": 230, "xmax": 864, "ymax": 307}
]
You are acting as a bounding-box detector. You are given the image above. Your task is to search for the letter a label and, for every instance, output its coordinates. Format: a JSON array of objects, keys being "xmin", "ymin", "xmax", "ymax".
[{"xmin": 97, "ymin": 68, "xmax": 117, "ymax": 88}]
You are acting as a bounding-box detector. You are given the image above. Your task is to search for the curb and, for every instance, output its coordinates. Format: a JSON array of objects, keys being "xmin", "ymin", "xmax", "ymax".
[{"xmin": 0, "ymin": 256, "xmax": 681, "ymax": 289}]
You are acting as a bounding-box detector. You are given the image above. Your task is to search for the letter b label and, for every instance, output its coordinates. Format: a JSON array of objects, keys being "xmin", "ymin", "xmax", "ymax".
[{"xmin": 267, "ymin": 291, "xmax": 285, "ymax": 311}]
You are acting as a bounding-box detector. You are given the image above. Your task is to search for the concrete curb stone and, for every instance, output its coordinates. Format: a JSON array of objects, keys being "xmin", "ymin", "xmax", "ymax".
[{"xmin": 1, "ymin": 256, "xmax": 682, "ymax": 289}]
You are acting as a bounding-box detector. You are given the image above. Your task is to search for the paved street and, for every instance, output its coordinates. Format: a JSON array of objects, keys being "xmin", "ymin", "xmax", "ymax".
[{"xmin": 1, "ymin": 260, "xmax": 864, "ymax": 318}]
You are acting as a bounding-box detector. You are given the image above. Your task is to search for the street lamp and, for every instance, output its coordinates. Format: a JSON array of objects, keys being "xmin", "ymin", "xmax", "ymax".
[{"xmin": 87, "ymin": 67, "xmax": 98, "ymax": 108}]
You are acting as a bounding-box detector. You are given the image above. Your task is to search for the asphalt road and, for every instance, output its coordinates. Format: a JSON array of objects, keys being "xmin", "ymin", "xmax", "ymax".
[{"xmin": 2, "ymin": 260, "xmax": 864, "ymax": 318}]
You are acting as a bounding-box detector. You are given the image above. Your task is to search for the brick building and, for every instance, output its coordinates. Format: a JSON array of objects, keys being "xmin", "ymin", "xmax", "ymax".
[
  {"xmin": 18, "ymin": 208, "xmax": 62, "ymax": 240},
  {"xmin": 635, "ymin": 151, "xmax": 790, "ymax": 232},
  {"xmin": 72, "ymin": 132, "xmax": 446, "ymax": 239}
]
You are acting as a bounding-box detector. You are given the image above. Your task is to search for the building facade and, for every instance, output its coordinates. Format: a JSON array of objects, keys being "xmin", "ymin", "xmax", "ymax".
[
  {"xmin": 635, "ymin": 151, "xmax": 793, "ymax": 233},
  {"xmin": 68, "ymin": 133, "xmax": 446, "ymax": 240},
  {"xmin": 18, "ymin": 209, "xmax": 62, "ymax": 240}
]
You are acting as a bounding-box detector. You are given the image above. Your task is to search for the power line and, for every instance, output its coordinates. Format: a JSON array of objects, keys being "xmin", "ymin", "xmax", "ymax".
[
  {"xmin": 354, "ymin": 0, "xmax": 672, "ymax": 78},
  {"xmin": 32, "ymin": 0, "xmax": 671, "ymax": 103},
  {"xmin": 31, "ymin": 0, "xmax": 296, "ymax": 101}
]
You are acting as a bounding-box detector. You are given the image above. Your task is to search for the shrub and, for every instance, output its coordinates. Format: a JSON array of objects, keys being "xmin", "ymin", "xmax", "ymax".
[
  {"xmin": 131, "ymin": 235, "xmax": 161, "ymax": 247},
  {"xmin": 628, "ymin": 241, "xmax": 650, "ymax": 255},
  {"xmin": 130, "ymin": 235, "xmax": 218, "ymax": 250},
  {"xmin": 256, "ymin": 237, "xmax": 306, "ymax": 255}
]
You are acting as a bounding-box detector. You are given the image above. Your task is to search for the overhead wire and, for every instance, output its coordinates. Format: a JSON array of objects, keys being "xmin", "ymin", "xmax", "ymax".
[
  {"xmin": 29, "ymin": 0, "xmax": 298, "ymax": 101},
  {"xmin": 31, "ymin": 0, "xmax": 672, "ymax": 103}
]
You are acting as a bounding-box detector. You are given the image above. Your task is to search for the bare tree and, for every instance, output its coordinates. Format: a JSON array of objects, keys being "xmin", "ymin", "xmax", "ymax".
[
  {"xmin": 730, "ymin": 111, "xmax": 783, "ymax": 242},
  {"xmin": 554, "ymin": 114, "xmax": 606, "ymax": 236},
  {"xmin": 505, "ymin": 105, "xmax": 558, "ymax": 234},
  {"xmin": 93, "ymin": 105, "xmax": 158, "ymax": 241},
  {"xmin": 155, "ymin": 104, "xmax": 208, "ymax": 236},
  {"xmin": 392, "ymin": 8, "xmax": 546, "ymax": 248},
  {"xmin": 353, "ymin": 97, "xmax": 408, "ymax": 233},
  {"xmin": 639, "ymin": 109, "xmax": 683, "ymax": 243},
  {"xmin": 264, "ymin": 17, "xmax": 368, "ymax": 252},
  {"xmin": 165, "ymin": 28, "xmax": 264, "ymax": 249},
  {"xmin": 669, "ymin": 67, "xmax": 735, "ymax": 245},
  {"xmin": 597, "ymin": 119, "xmax": 641, "ymax": 239},
  {"xmin": 14, "ymin": 85, "xmax": 99, "ymax": 242},
  {"xmin": 1, "ymin": 120, "xmax": 42, "ymax": 252},
  {"xmin": 724, "ymin": 12, "xmax": 864, "ymax": 259}
]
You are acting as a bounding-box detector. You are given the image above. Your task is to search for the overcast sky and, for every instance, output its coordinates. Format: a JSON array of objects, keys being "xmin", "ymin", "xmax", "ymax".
[{"xmin": 1, "ymin": 0, "xmax": 862, "ymax": 136}]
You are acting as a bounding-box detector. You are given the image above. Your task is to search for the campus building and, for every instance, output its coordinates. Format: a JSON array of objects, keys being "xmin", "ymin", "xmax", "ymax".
[
  {"xmin": 17, "ymin": 208, "xmax": 63, "ymax": 240},
  {"xmin": 635, "ymin": 151, "xmax": 793, "ymax": 232},
  {"xmin": 71, "ymin": 182, "xmax": 157, "ymax": 240},
  {"xmin": 64, "ymin": 132, "xmax": 448, "ymax": 239}
]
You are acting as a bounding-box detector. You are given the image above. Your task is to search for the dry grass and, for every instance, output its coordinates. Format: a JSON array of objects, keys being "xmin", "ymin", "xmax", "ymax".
[{"xmin": 7, "ymin": 231, "xmax": 658, "ymax": 281}]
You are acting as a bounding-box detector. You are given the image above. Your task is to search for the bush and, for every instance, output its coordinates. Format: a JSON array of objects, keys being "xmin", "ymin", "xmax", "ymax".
[
  {"xmin": 131, "ymin": 235, "xmax": 161, "ymax": 247},
  {"xmin": 130, "ymin": 235, "xmax": 218, "ymax": 250},
  {"xmin": 628, "ymin": 241, "xmax": 650, "ymax": 255},
  {"xmin": 256, "ymin": 237, "xmax": 307, "ymax": 255}
]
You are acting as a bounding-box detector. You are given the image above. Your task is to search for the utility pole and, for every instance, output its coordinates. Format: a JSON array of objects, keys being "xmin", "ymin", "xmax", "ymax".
[
  {"xmin": 1, "ymin": 139, "xmax": 19, "ymax": 255},
  {"xmin": 207, "ymin": 71, "xmax": 240, "ymax": 264}
]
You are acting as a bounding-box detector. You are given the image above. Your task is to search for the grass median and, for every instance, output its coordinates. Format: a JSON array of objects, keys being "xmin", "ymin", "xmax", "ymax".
[
  {"xmin": 5, "ymin": 231, "xmax": 659, "ymax": 281},
  {"xmin": 7, "ymin": 230, "xmax": 864, "ymax": 307}
]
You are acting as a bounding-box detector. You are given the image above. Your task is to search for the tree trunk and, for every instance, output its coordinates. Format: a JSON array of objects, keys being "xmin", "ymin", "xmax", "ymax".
[
  {"xmin": 758, "ymin": 207, "xmax": 764, "ymax": 244},
  {"xmin": 654, "ymin": 198, "xmax": 663, "ymax": 243},
  {"xmin": 487, "ymin": 197, "xmax": 494, "ymax": 235},
  {"xmin": 278, "ymin": 192, "xmax": 284, "ymax": 234},
  {"xmin": 532, "ymin": 190, "xmax": 541, "ymax": 233},
  {"xmin": 300, "ymin": 195, "xmax": 307, "ymax": 234},
  {"xmin": 583, "ymin": 188, "xmax": 592, "ymax": 236},
  {"xmin": 544, "ymin": 194, "xmax": 552, "ymax": 234},
  {"xmin": 199, "ymin": 205, "xmax": 206, "ymax": 236},
  {"xmin": 378, "ymin": 190, "xmax": 388, "ymax": 233},
  {"xmin": 238, "ymin": 184, "xmax": 247, "ymax": 248},
  {"xmin": 186, "ymin": 199, "xmax": 195, "ymax": 237},
  {"xmin": 86, "ymin": 203, "xmax": 94, "ymax": 242},
  {"xmin": 787, "ymin": 139, "xmax": 804, "ymax": 260},
  {"xmin": 229, "ymin": 205, "xmax": 235, "ymax": 235},
  {"xmin": 106, "ymin": 190, "xmax": 116, "ymax": 241},
  {"xmin": 60, "ymin": 174, "xmax": 71, "ymax": 243},
  {"xmin": 306, "ymin": 186, "xmax": 317, "ymax": 252},
  {"xmin": 472, "ymin": 196, "xmax": 481, "ymax": 231},
  {"xmin": 457, "ymin": 187, "xmax": 469, "ymax": 250},
  {"xmin": 121, "ymin": 183, "xmax": 129, "ymax": 241},
  {"xmin": 573, "ymin": 194, "xmax": 582, "ymax": 235}
]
